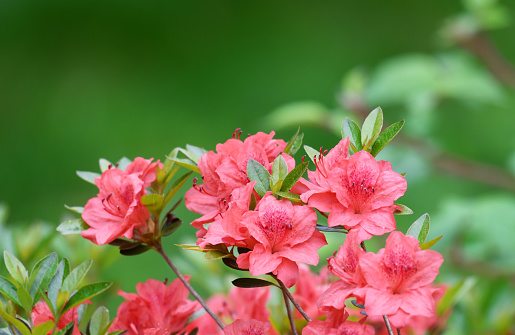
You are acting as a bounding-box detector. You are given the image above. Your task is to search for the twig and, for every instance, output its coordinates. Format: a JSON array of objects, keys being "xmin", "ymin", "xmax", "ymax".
[
  {"xmin": 383, "ymin": 315, "xmax": 394, "ymax": 335},
  {"xmin": 276, "ymin": 277, "xmax": 312, "ymax": 322},
  {"xmin": 397, "ymin": 329, "xmax": 402, "ymax": 335},
  {"xmin": 155, "ymin": 245, "xmax": 225, "ymax": 330},
  {"xmin": 282, "ymin": 289, "xmax": 298, "ymax": 335},
  {"xmin": 360, "ymin": 241, "xmax": 367, "ymax": 252}
]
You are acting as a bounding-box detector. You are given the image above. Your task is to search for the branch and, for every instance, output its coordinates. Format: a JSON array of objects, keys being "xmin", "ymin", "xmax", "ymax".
[
  {"xmin": 276, "ymin": 277, "xmax": 312, "ymax": 323},
  {"xmin": 282, "ymin": 289, "xmax": 298, "ymax": 335},
  {"xmin": 383, "ymin": 315, "xmax": 394, "ymax": 335}
]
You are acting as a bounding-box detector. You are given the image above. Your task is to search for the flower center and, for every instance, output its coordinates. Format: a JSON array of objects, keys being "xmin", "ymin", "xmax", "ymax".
[
  {"xmin": 382, "ymin": 246, "xmax": 417, "ymax": 293},
  {"xmin": 259, "ymin": 209, "xmax": 292, "ymax": 251},
  {"xmin": 346, "ymin": 171, "xmax": 375, "ymax": 214}
]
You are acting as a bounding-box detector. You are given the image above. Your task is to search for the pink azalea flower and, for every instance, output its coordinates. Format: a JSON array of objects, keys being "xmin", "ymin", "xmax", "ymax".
[
  {"xmin": 185, "ymin": 131, "xmax": 292, "ymax": 236},
  {"xmin": 185, "ymin": 287, "xmax": 276, "ymax": 335},
  {"xmin": 318, "ymin": 231, "xmax": 367, "ymax": 312},
  {"xmin": 293, "ymin": 264, "xmax": 332, "ymax": 320},
  {"xmin": 81, "ymin": 157, "xmax": 161, "ymax": 245},
  {"xmin": 359, "ymin": 232, "xmax": 444, "ymax": 328},
  {"xmin": 236, "ymin": 195, "xmax": 327, "ymax": 288},
  {"xmin": 223, "ymin": 319, "xmax": 272, "ymax": 335},
  {"xmin": 327, "ymin": 150, "xmax": 406, "ymax": 242},
  {"xmin": 32, "ymin": 300, "xmax": 87, "ymax": 335},
  {"xmin": 302, "ymin": 308, "xmax": 374, "ymax": 335},
  {"xmin": 109, "ymin": 278, "xmax": 200, "ymax": 335}
]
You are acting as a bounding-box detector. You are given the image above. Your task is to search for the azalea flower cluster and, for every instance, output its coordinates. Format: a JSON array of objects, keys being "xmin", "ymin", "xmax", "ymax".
[{"xmin": 63, "ymin": 109, "xmax": 447, "ymax": 335}]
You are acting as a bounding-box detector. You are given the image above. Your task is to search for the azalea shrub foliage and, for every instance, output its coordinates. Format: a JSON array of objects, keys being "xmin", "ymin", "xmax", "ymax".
[{"xmin": 0, "ymin": 108, "xmax": 449, "ymax": 335}]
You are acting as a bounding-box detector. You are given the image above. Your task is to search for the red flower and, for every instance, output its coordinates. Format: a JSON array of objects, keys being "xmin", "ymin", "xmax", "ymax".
[
  {"xmin": 32, "ymin": 301, "xmax": 86, "ymax": 335},
  {"xmin": 359, "ymin": 232, "xmax": 444, "ymax": 328},
  {"xmin": 109, "ymin": 278, "xmax": 200, "ymax": 335},
  {"xmin": 223, "ymin": 319, "xmax": 271, "ymax": 335},
  {"xmin": 81, "ymin": 158, "xmax": 160, "ymax": 245},
  {"xmin": 293, "ymin": 264, "xmax": 332, "ymax": 320},
  {"xmin": 302, "ymin": 308, "xmax": 374, "ymax": 335},
  {"xmin": 236, "ymin": 195, "xmax": 327, "ymax": 288}
]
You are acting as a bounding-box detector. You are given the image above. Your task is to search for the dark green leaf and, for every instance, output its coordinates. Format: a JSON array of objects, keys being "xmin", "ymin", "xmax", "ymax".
[
  {"xmin": 62, "ymin": 260, "xmax": 92, "ymax": 293},
  {"xmin": 63, "ymin": 282, "xmax": 112, "ymax": 313},
  {"xmin": 361, "ymin": 107, "xmax": 383, "ymax": 150},
  {"xmin": 289, "ymin": 133, "xmax": 304, "ymax": 156},
  {"xmin": 370, "ymin": 120, "xmax": 405, "ymax": 157},
  {"xmin": 315, "ymin": 224, "xmax": 348, "ymax": 233},
  {"xmin": 161, "ymin": 214, "xmax": 182, "ymax": 237},
  {"xmin": 420, "ymin": 235, "xmax": 443, "ymax": 250},
  {"xmin": 30, "ymin": 253, "xmax": 58, "ymax": 301},
  {"xmin": 246, "ymin": 158, "xmax": 271, "ymax": 197},
  {"xmin": 57, "ymin": 219, "xmax": 89, "ymax": 235},
  {"xmin": 393, "ymin": 204, "xmax": 413, "ymax": 215},
  {"xmin": 303, "ymin": 145, "xmax": 319, "ymax": 165},
  {"xmin": 119, "ymin": 245, "xmax": 150, "ymax": 256},
  {"xmin": 0, "ymin": 276, "xmax": 20, "ymax": 305},
  {"xmin": 48, "ymin": 261, "xmax": 65, "ymax": 310},
  {"xmin": 274, "ymin": 191, "xmax": 302, "ymax": 203},
  {"xmin": 280, "ymin": 162, "xmax": 308, "ymax": 192},
  {"xmin": 271, "ymin": 155, "xmax": 288, "ymax": 188},
  {"xmin": 4, "ymin": 251, "xmax": 27, "ymax": 285},
  {"xmin": 231, "ymin": 278, "xmax": 277, "ymax": 288},
  {"xmin": 222, "ymin": 258, "xmax": 248, "ymax": 272},
  {"xmin": 89, "ymin": 306, "xmax": 110, "ymax": 335},
  {"xmin": 107, "ymin": 239, "xmax": 136, "ymax": 248},
  {"xmin": 204, "ymin": 250, "xmax": 231, "ymax": 261},
  {"xmin": 283, "ymin": 127, "xmax": 300, "ymax": 155},
  {"xmin": 163, "ymin": 172, "xmax": 193, "ymax": 207},
  {"xmin": 406, "ymin": 213, "xmax": 430, "ymax": 244},
  {"xmin": 341, "ymin": 117, "xmax": 362, "ymax": 154},
  {"xmin": 76, "ymin": 171, "xmax": 101, "ymax": 185}
]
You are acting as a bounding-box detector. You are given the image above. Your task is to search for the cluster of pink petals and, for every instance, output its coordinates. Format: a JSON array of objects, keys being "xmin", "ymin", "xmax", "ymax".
[
  {"xmin": 302, "ymin": 308, "xmax": 374, "ymax": 335},
  {"xmin": 32, "ymin": 301, "xmax": 86, "ymax": 335},
  {"xmin": 223, "ymin": 319, "xmax": 272, "ymax": 335},
  {"xmin": 236, "ymin": 195, "xmax": 327, "ymax": 287},
  {"xmin": 299, "ymin": 139, "xmax": 407, "ymax": 242},
  {"xmin": 109, "ymin": 278, "xmax": 200, "ymax": 335},
  {"xmin": 185, "ymin": 286, "xmax": 277, "ymax": 335},
  {"xmin": 319, "ymin": 231, "xmax": 444, "ymax": 329},
  {"xmin": 184, "ymin": 131, "xmax": 292, "ymax": 239},
  {"xmin": 292, "ymin": 264, "xmax": 333, "ymax": 320},
  {"xmin": 81, "ymin": 157, "xmax": 161, "ymax": 245}
]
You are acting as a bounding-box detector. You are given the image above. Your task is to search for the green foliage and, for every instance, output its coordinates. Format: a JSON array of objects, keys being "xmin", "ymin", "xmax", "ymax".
[
  {"xmin": 406, "ymin": 213, "xmax": 430, "ymax": 244},
  {"xmin": 247, "ymin": 158, "xmax": 271, "ymax": 197},
  {"xmin": 232, "ymin": 278, "xmax": 278, "ymax": 289}
]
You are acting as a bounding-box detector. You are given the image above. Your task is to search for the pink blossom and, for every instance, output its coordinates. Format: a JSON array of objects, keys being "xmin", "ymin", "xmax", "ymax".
[
  {"xmin": 302, "ymin": 308, "xmax": 374, "ymax": 335},
  {"xmin": 185, "ymin": 131, "xmax": 292, "ymax": 237},
  {"xmin": 236, "ymin": 195, "xmax": 327, "ymax": 288},
  {"xmin": 109, "ymin": 278, "xmax": 200, "ymax": 335},
  {"xmin": 318, "ymin": 231, "xmax": 367, "ymax": 312},
  {"xmin": 359, "ymin": 232, "xmax": 444, "ymax": 328},
  {"xmin": 81, "ymin": 157, "xmax": 161, "ymax": 245},
  {"xmin": 223, "ymin": 319, "xmax": 271, "ymax": 335},
  {"xmin": 293, "ymin": 264, "xmax": 332, "ymax": 320},
  {"xmin": 32, "ymin": 300, "xmax": 85, "ymax": 335}
]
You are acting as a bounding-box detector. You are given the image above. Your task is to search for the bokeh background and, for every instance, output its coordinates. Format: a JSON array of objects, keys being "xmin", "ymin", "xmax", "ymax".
[{"xmin": 1, "ymin": 0, "xmax": 515, "ymax": 333}]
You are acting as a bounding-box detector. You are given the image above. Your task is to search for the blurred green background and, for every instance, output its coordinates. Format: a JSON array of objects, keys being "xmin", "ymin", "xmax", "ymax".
[{"xmin": 1, "ymin": 0, "xmax": 515, "ymax": 333}]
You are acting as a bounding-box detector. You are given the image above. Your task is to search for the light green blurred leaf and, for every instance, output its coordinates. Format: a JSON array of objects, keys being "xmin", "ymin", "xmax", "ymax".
[
  {"xmin": 406, "ymin": 213, "xmax": 430, "ymax": 244},
  {"xmin": 76, "ymin": 171, "xmax": 101, "ymax": 185},
  {"xmin": 32, "ymin": 320, "xmax": 55, "ymax": 335},
  {"xmin": 62, "ymin": 282, "xmax": 112, "ymax": 313},
  {"xmin": 89, "ymin": 306, "xmax": 110, "ymax": 335},
  {"xmin": 247, "ymin": 158, "xmax": 271, "ymax": 197},
  {"xmin": 4, "ymin": 251, "xmax": 27, "ymax": 285},
  {"xmin": 57, "ymin": 219, "xmax": 89, "ymax": 235},
  {"xmin": 361, "ymin": 107, "xmax": 383, "ymax": 149},
  {"xmin": 265, "ymin": 101, "xmax": 329, "ymax": 129},
  {"xmin": 341, "ymin": 117, "xmax": 362, "ymax": 154}
]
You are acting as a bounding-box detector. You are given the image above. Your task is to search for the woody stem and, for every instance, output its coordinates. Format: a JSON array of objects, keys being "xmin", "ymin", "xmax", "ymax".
[
  {"xmin": 155, "ymin": 245, "xmax": 225, "ymax": 330},
  {"xmin": 383, "ymin": 315, "xmax": 394, "ymax": 335},
  {"xmin": 276, "ymin": 277, "xmax": 312, "ymax": 322},
  {"xmin": 282, "ymin": 289, "xmax": 299, "ymax": 335}
]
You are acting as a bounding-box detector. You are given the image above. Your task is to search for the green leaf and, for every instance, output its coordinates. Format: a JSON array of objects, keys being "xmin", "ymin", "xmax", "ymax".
[
  {"xmin": 222, "ymin": 258, "xmax": 247, "ymax": 272},
  {"xmin": 370, "ymin": 120, "xmax": 405, "ymax": 157},
  {"xmin": 0, "ymin": 276, "xmax": 20, "ymax": 305},
  {"xmin": 204, "ymin": 250, "xmax": 232, "ymax": 261},
  {"xmin": 437, "ymin": 277, "xmax": 476, "ymax": 315},
  {"xmin": 280, "ymin": 162, "xmax": 308, "ymax": 192},
  {"xmin": 361, "ymin": 107, "xmax": 383, "ymax": 150},
  {"xmin": 406, "ymin": 213, "xmax": 430, "ymax": 244},
  {"xmin": 341, "ymin": 117, "xmax": 362, "ymax": 154},
  {"xmin": 246, "ymin": 158, "xmax": 271, "ymax": 197},
  {"xmin": 39, "ymin": 288, "xmax": 56, "ymax": 319},
  {"xmin": 4, "ymin": 251, "xmax": 27, "ymax": 285},
  {"xmin": 140, "ymin": 194, "xmax": 163, "ymax": 218},
  {"xmin": 76, "ymin": 171, "xmax": 101, "ymax": 185},
  {"xmin": 48, "ymin": 260, "xmax": 65, "ymax": 310},
  {"xmin": 55, "ymin": 322, "xmax": 74, "ymax": 335},
  {"xmin": 175, "ymin": 244, "xmax": 204, "ymax": 252},
  {"xmin": 315, "ymin": 225, "xmax": 348, "ymax": 233},
  {"xmin": 89, "ymin": 306, "xmax": 110, "ymax": 335},
  {"xmin": 62, "ymin": 282, "xmax": 112, "ymax": 313},
  {"xmin": 32, "ymin": 320, "xmax": 55, "ymax": 335},
  {"xmin": 271, "ymin": 180, "xmax": 283, "ymax": 193},
  {"xmin": 289, "ymin": 133, "xmax": 304, "ymax": 156},
  {"xmin": 0, "ymin": 302, "xmax": 31, "ymax": 335},
  {"xmin": 271, "ymin": 155, "xmax": 288, "ymax": 188},
  {"xmin": 116, "ymin": 157, "xmax": 132, "ymax": 171},
  {"xmin": 393, "ymin": 204, "xmax": 413, "ymax": 215},
  {"xmin": 57, "ymin": 219, "xmax": 89, "ymax": 235},
  {"xmin": 162, "ymin": 171, "xmax": 193, "ymax": 207},
  {"xmin": 303, "ymin": 145, "xmax": 319, "ymax": 165},
  {"xmin": 64, "ymin": 205, "xmax": 84, "ymax": 214},
  {"xmin": 98, "ymin": 159, "xmax": 113, "ymax": 172},
  {"xmin": 283, "ymin": 127, "xmax": 300, "ymax": 155},
  {"xmin": 420, "ymin": 235, "xmax": 443, "ymax": 250},
  {"xmin": 77, "ymin": 303, "xmax": 88, "ymax": 327},
  {"xmin": 161, "ymin": 214, "xmax": 182, "ymax": 237},
  {"xmin": 231, "ymin": 278, "xmax": 278, "ymax": 288},
  {"xmin": 165, "ymin": 156, "xmax": 200, "ymax": 174},
  {"xmin": 61, "ymin": 260, "xmax": 92, "ymax": 293},
  {"xmin": 275, "ymin": 191, "xmax": 302, "ymax": 203},
  {"xmin": 186, "ymin": 144, "xmax": 207, "ymax": 163},
  {"xmin": 16, "ymin": 287, "xmax": 32, "ymax": 313},
  {"xmin": 119, "ymin": 245, "xmax": 150, "ymax": 256}
]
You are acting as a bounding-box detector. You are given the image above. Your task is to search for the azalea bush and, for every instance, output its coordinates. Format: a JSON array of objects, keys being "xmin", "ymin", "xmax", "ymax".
[{"xmin": 0, "ymin": 108, "xmax": 453, "ymax": 335}]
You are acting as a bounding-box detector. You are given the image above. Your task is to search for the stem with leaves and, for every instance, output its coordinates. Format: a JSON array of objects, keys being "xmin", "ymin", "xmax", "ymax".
[{"xmin": 155, "ymin": 245, "xmax": 225, "ymax": 330}]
